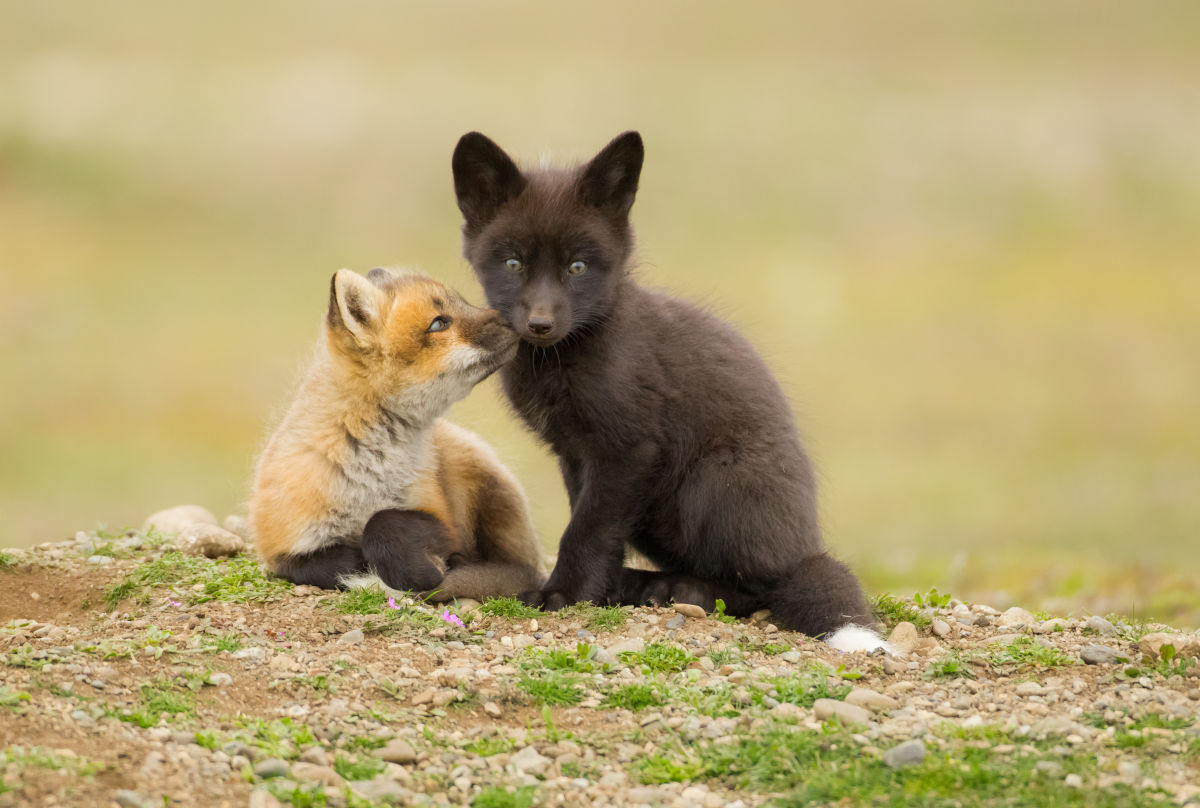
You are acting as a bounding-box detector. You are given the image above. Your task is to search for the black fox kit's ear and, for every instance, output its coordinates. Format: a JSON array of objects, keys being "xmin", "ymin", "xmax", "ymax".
[
  {"xmin": 328, "ymin": 269, "xmax": 385, "ymax": 344},
  {"xmin": 452, "ymin": 132, "xmax": 527, "ymax": 232},
  {"xmin": 578, "ymin": 131, "xmax": 644, "ymax": 218}
]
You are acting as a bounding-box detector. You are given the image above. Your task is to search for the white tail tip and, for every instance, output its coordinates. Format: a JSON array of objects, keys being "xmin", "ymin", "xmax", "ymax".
[{"xmin": 827, "ymin": 624, "xmax": 894, "ymax": 654}]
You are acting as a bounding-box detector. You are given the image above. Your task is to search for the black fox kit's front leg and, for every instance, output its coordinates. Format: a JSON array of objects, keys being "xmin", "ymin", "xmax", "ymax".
[{"xmin": 521, "ymin": 462, "xmax": 642, "ymax": 610}]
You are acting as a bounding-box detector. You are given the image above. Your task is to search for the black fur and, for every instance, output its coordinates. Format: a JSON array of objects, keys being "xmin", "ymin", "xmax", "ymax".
[
  {"xmin": 273, "ymin": 509, "xmax": 449, "ymax": 592},
  {"xmin": 451, "ymin": 131, "xmax": 875, "ymax": 637}
]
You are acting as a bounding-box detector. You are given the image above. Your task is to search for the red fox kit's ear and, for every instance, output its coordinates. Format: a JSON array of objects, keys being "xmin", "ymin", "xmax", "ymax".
[
  {"xmin": 579, "ymin": 131, "xmax": 644, "ymax": 218},
  {"xmin": 328, "ymin": 269, "xmax": 385, "ymax": 344},
  {"xmin": 452, "ymin": 132, "xmax": 527, "ymax": 233}
]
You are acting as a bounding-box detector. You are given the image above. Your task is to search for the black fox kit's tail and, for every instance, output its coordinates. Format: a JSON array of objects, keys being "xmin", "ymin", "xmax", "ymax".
[{"xmin": 767, "ymin": 553, "xmax": 884, "ymax": 650}]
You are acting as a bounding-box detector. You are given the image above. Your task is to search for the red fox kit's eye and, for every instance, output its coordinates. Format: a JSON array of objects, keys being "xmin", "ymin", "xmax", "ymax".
[
  {"xmin": 505, "ymin": 258, "xmax": 523, "ymax": 273},
  {"xmin": 427, "ymin": 316, "xmax": 451, "ymax": 333},
  {"xmin": 568, "ymin": 260, "xmax": 587, "ymax": 275}
]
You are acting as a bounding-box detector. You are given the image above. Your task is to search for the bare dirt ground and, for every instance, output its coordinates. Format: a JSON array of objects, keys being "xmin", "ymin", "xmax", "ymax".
[{"xmin": 1, "ymin": 524, "xmax": 1198, "ymax": 808}]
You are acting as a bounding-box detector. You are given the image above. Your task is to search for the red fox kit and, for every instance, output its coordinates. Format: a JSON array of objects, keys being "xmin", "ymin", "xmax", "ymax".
[{"xmin": 251, "ymin": 267, "xmax": 544, "ymax": 599}]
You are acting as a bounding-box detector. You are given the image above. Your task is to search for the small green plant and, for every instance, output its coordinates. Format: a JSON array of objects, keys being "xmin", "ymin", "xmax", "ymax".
[
  {"xmin": 766, "ymin": 667, "xmax": 851, "ymax": 707},
  {"xmin": 558, "ymin": 602, "xmax": 628, "ymax": 631},
  {"xmin": 988, "ymin": 636, "xmax": 1074, "ymax": 669},
  {"xmin": 0, "ymin": 686, "xmax": 31, "ymax": 709},
  {"xmin": 464, "ymin": 735, "xmax": 514, "ymax": 757},
  {"xmin": 293, "ymin": 674, "xmax": 334, "ymax": 693},
  {"xmin": 2, "ymin": 745, "xmax": 106, "ymax": 776},
  {"xmin": 332, "ymin": 752, "xmax": 384, "ymax": 781},
  {"xmin": 473, "ymin": 786, "xmax": 536, "ymax": 808},
  {"xmin": 194, "ymin": 730, "xmax": 220, "ymax": 750},
  {"xmin": 708, "ymin": 647, "xmax": 741, "ymax": 667},
  {"xmin": 712, "ymin": 598, "xmax": 738, "ymax": 624},
  {"xmin": 336, "ymin": 586, "xmax": 391, "ymax": 614},
  {"xmin": 834, "ymin": 664, "xmax": 863, "ymax": 681},
  {"xmin": 872, "ymin": 593, "xmax": 931, "ymax": 630},
  {"xmin": 602, "ymin": 683, "xmax": 663, "ymax": 711},
  {"xmin": 621, "ymin": 642, "xmax": 693, "ymax": 673},
  {"xmin": 1128, "ymin": 712, "xmax": 1193, "ymax": 731},
  {"xmin": 536, "ymin": 643, "xmax": 599, "ymax": 673},
  {"xmin": 518, "ymin": 672, "xmax": 582, "ymax": 706},
  {"xmin": 636, "ymin": 752, "xmax": 703, "ymax": 784},
  {"xmin": 923, "ymin": 652, "xmax": 977, "ymax": 680},
  {"xmin": 913, "ymin": 587, "xmax": 952, "ymax": 609},
  {"xmin": 0, "ymin": 551, "xmax": 17, "ymax": 569},
  {"xmin": 479, "ymin": 596, "xmax": 542, "ymax": 620},
  {"xmin": 113, "ymin": 679, "xmax": 197, "ymax": 727},
  {"xmin": 762, "ymin": 642, "xmax": 792, "ymax": 656},
  {"xmin": 204, "ymin": 630, "xmax": 243, "ymax": 653}
]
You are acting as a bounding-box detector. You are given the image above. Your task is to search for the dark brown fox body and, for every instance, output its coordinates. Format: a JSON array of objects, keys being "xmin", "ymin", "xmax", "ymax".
[{"xmin": 451, "ymin": 131, "xmax": 880, "ymax": 643}]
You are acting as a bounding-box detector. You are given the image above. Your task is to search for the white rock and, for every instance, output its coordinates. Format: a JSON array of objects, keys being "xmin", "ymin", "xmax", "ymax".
[
  {"xmin": 883, "ymin": 738, "xmax": 926, "ymax": 769},
  {"xmin": 177, "ymin": 524, "xmax": 245, "ymax": 558},
  {"xmin": 248, "ymin": 790, "xmax": 284, "ymax": 808},
  {"xmin": 608, "ymin": 637, "xmax": 646, "ymax": 656},
  {"xmin": 291, "ymin": 762, "xmax": 343, "ymax": 787},
  {"xmin": 886, "ymin": 622, "xmax": 919, "ymax": 655},
  {"xmin": 1085, "ymin": 615, "xmax": 1117, "ymax": 636},
  {"xmin": 142, "ymin": 505, "xmax": 217, "ymax": 536},
  {"xmin": 208, "ymin": 672, "xmax": 233, "ymax": 686},
  {"xmin": 931, "ymin": 619, "xmax": 951, "ymax": 637},
  {"xmin": 1064, "ymin": 773, "xmax": 1083, "ymax": 788},
  {"xmin": 1015, "ymin": 681, "xmax": 1046, "ymax": 697},
  {"xmin": 338, "ymin": 629, "xmax": 364, "ymax": 645}
]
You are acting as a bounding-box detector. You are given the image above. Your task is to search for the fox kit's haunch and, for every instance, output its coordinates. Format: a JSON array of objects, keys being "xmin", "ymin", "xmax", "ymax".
[
  {"xmin": 452, "ymin": 132, "xmax": 882, "ymax": 648},
  {"xmin": 250, "ymin": 268, "xmax": 544, "ymax": 600}
]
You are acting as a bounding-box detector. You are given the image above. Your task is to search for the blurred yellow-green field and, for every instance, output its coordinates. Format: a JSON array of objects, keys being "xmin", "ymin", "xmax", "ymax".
[{"xmin": 2, "ymin": 2, "xmax": 1198, "ymax": 623}]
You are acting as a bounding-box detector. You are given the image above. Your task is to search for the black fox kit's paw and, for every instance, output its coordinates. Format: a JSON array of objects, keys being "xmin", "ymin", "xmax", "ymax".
[{"xmin": 518, "ymin": 588, "xmax": 570, "ymax": 611}]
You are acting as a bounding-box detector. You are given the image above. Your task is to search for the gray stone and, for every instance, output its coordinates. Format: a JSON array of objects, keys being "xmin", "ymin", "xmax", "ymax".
[
  {"xmin": 813, "ymin": 698, "xmax": 871, "ymax": 726},
  {"xmin": 291, "ymin": 762, "xmax": 343, "ymax": 787},
  {"xmin": 882, "ymin": 739, "xmax": 926, "ymax": 769},
  {"xmin": 511, "ymin": 745, "xmax": 551, "ymax": 776},
  {"xmin": 845, "ymin": 688, "xmax": 899, "ymax": 713},
  {"xmin": 177, "ymin": 523, "xmax": 245, "ymax": 558},
  {"xmin": 375, "ymin": 738, "xmax": 417, "ymax": 764},
  {"xmin": 998, "ymin": 607, "xmax": 1035, "ymax": 628},
  {"xmin": 607, "ymin": 637, "xmax": 645, "ymax": 656},
  {"xmin": 1086, "ymin": 616, "xmax": 1117, "ymax": 636},
  {"xmin": 142, "ymin": 504, "xmax": 218, "ymax": 536},
  {"xmin": 253, "ymin": 758, "xmax": 291, "ymax": 778},
  {"xmin": 209, "ymin": 672, "xmax": 233, "ymax": 686},
  {"xmin": 349, "ymin": 778, "xmax": 412, "ymax": 804},
  {"xmin": 666, "ymin": 615, "xmax": 686, "ymax": 630},
  {"xmin": 1081, "ymin": 644, "xmax": 1127, "ymax": 665},
  {"xmin": 338, "ymin": 629, "xmax": 365, "ymax": 645},
  {"xmin": 112, "ymin": 790, "xmax": 148, "ymax": 808},
  {"xmin": 299, "ymin": 746, "xmax": 329, "ymax": 766}
]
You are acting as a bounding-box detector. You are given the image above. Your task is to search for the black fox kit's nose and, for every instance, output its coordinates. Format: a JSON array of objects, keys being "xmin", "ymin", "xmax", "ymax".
[{"xmin": 527, "ymin": 315, "xmax": 554, "ymax": 336}]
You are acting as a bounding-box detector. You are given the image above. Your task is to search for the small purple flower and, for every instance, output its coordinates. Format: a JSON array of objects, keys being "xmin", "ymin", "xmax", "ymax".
[
  {"xmin": 386, "ymin": 597, "xmax": 400, "ymax": 610},
  {"xmin": 441, "ymin": 609, "xmax": 464, "ymax": 628},
  {"xmin": 166, "ymin": 599, "xmax": 182, "ymax": 608}
]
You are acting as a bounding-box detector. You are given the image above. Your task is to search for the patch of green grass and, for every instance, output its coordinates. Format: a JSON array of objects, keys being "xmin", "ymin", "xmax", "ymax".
[
  {"xmin": 264, "ymin": 781, "xmax": 328, "ymax": 808},
  {"xmin": 479, "ymin": 596, "xmax": 543, "ymax": 620},
  {"xmin": 335, "ymin": 586, "xmax": 391, "ymax": 614},
  {"xmin": 621, "ymin": 642, "xmax": 693, "ymax": 673},
  {"xmin": 530, "ymin": 643, "xmax": 599, "ymax": 673},
  {"xmin": 923, "ymin": 651, "xmax": 977, "ymax": 680},
  {"xmin": 0, "ymin": 551, "xmax": 17, "ymax": 569},
  {"xmin": 293, "ymin": 674, "xmax": 335, "ymax": 693},
  {"xmin": 234, "ymin": 717, "xmax": 316, "ymax": 760},
  {"xmin": 0, "ymin": 686, "xmax": 31, "ymax": 709},
  {"xmin": 343, "ymin": 735, "xmax": 386, "ymax": 753},
  {"xmin": 1128, "ymin": 713, "xmax": 1193, "ymax": 731},
  {"xmin": 104, "ymin": 551, "xmax": 292, "ymax": 610},
  {"xmin": 708, "ymin": 647, "xmax": 741, "ymax": 667},
  {"xmin": 602, "ymin": 683, "xmax": 664, "ymax": 711},
  {"xmin": 518, "ymin": 672, "xmax": 583, "ymax": 706},
  {"xmin": 557, "ymin": 602, "xmax": 628, "ymax": 631},
  {"xmin": 988, "ymin": 636, "xmax": 1075, "ymax": 669},
  {"xmin": 2, "ymin": 745, "xmax": 106, "ymax": 776},
  {"xmin": 677, "ymin": 681, "xmax": 739, "ymax": 718},
  {"xmin": 641, "ymin": 724, "xmax": 1168, "ymax": 807},
  {"xmin": 464, "ymin": 735, "xmax": 514, "ymax": 757},
  {"xmin": 332, "ymin": 752, "xmax": 384, "ymax": 781},
  {"xmin": 764, "ymin": 667, "xmax": 851, "ymax": 707},
  {"xmin": 873, "ymin": 593, "xmax": 931, "ymax": 630},
  {"xmin": 113, "ymin": 679, "xmax": 197, "ymax": 727},
  {"xmin": 3, "ymin": 645, "xmax": 46, "ymax": 670},
  {"xmin": 203, "ymin": 630, "xmax": 243, "ymax": 653},
  {"xmin": 473, "ymin": 786, "xmax": 536, "ymax": 808},
  {"xmin": 195, "ymin": 730, "xmax": 219, "ymax": 750}
]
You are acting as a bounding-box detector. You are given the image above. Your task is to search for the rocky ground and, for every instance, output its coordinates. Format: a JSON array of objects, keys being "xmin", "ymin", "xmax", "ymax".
[{"xmin": 1, "ymin": 509, "xmax": 1198, "ymax": 808}]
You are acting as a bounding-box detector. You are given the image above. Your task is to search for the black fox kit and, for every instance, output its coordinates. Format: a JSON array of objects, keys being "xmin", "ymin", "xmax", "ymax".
[
  {"xmin": 452, "ymin": 131, "xmax": 884, "ymax": 650},
  {"xmin": 251, "ymin": 267, "xmax": 544, "ymax": 599}
]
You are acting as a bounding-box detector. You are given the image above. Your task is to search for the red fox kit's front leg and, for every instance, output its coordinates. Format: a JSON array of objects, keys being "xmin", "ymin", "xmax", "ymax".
[{"xmin": 360, "ymin": 509, "xmax": 450, "ymax": 592}]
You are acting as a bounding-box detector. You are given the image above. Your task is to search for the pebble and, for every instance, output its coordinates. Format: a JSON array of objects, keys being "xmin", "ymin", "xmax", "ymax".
[
  {"xmin": 998, "ymin": 607, "xmax": 1035, "ymax": 628},
  {"xmin": 511, "ymin": 746, "xmax": 551, "ymax": 776},
  {"xmin": 1064, "ymin": 773, "xmax": 1083, "ymax": 788},
  {"xmin": 142, "ymin": 504, "xmax": 218, "ymax": 535},
  {"xmin": 248, "ymin": 791, "xmax": 284, "ymax": 808},
  {"xmin": 666, "ymin": 615, "xmax": 686, "ymax": 629},
  {"xmin": 350, "ymin": 779, "xmax": 413, "ymax": 804},
  {"xmin": 845, "ymin": 688, "xmax": 899, "ymax": 713},
  {"xmin": 1085, "ymin": 615, "xmax": 1117, "ymax": 636},
  {"xmin": 208, "ymin": 672, "xmax": 233, "ymax": 686},
  {"xmin": 1015, "ymin": 682, "xmax": 1046, "ymax": 697},
  {"xmin": 253, "ymin": 758, "xmax": 291, "ymax": 778},
  {"xmin": 813, "ymin": 698, "xmax": 871, "ymax": 726},
  {"xmin": 113, "ymin": 790, "xmax": 149, "ymax": 808},
  {"xmin": 291, "ymin": 762, "xmax": 343, "ymax": 787},
  {"xmin": 674, "ymin": 602, "xmax": 706, "ymax": 619},
  {"xmin": 1080, "ymin": 644, "xmax": 1125, "ymax": 665},
  {"xmin": 299, "ymin": 747, "xmax": 329, "ymax": 766},
  {"xmin": 931, "ymin": 619, "xmax": 951, "ymax": 637},
  {"xmin": 608, "ymin": 637, "xmax": 646, "ymax": 655},
  {"xmin": 883, "ymin": 739, "xmax": 926, "ymax": 769},
  {"xmin": 483, "ymin": 701, "xmax": 503, "ymax": 717},
  {"xmin": 87, "ymin": 555, "xmax": 115, "ymax": 565},
  {"xmin": 338, "ymin": 629, "xmax": 365, "ymax": 645},
  {"xmin": 887, "ymin": 622, "xmax": 919, "ymax": 655},
  {"xmin": 376, "ymin": 739, "xmax": 417, "ymax": 764}
]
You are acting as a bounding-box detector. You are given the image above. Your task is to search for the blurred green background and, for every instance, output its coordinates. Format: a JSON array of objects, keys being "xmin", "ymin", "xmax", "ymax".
[{"xmin": 2, "ymin": 2, "xmax": 1197, "ymax": 623}]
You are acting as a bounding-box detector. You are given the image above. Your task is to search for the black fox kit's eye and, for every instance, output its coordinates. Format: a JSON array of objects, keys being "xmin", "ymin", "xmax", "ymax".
[
  {"xmin": 568, "ymin": 260, "xmax": 587, "ymax": 276},
  {"xmin": 505, "ymin": 258, "xmax": 523, "ymax": 273},
  {"xmin": 427, "ymin": 316, "xmax": 451, "ymax": 333}
]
